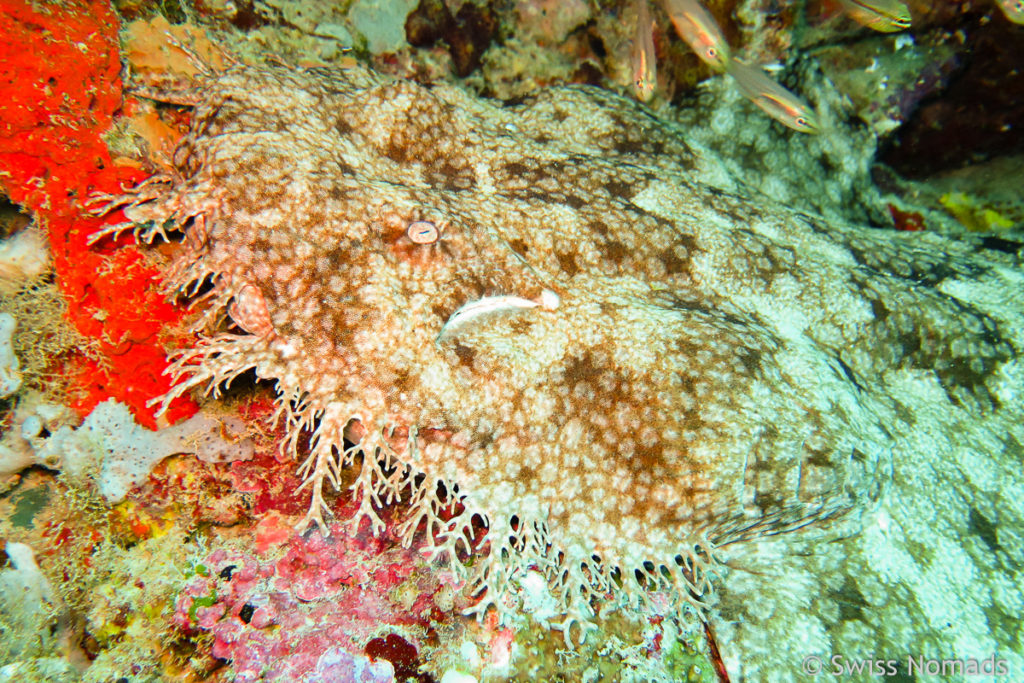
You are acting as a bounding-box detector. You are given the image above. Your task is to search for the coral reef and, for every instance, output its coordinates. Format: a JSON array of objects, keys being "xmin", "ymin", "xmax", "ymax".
[
  {"xmin": 406, "ymin": 0, "xmax": 499, "ymax": 78},
  {"xmin": 94, "ymin": 43, "xmax": 1024, "ymax": 682},
  {"xmin": 348, "ymin": 0, "xmax": 420, "ymax": 54},
  {"xmin": 0, "ymin": 278, "xmax": 91, "ymax": 399},
  {"xmin": 0, "ymin": 0, "xmax": 196, "ymax": 428},
  {"xmin": 0, "ymin": 542, "xmax": 61, "ymax": 662},
  {"xmin": 880, "ymin": 10, "xmax": 1024, "ymax": 175},
  {"xmin": 0, "ymin": 315, "xmax": 21, "ymax": 400},
  {"xmin": 1, "ymin": 392, "xmax": 252, "ymax": 499},
  {"xmin": 0, "ymin": 0, "xmax": 1021, "ymax": 681},
  {"xmin": 50, "ymin": 402, "xmax": 252, "ymax": 502},
  {"xmin": 814, "ymin": 31, "xmax": 961, "ymax": 136},
  {"xmin": 0, "ymin": 392, "xmax": 74, "ymax": 486},
  {"xmin": 0, "ymin": 224, "xmax": 50, "ymax": 293},
  {"xmin": 173, "ymin": 522, "xmax": 426, "ymax": 681}
]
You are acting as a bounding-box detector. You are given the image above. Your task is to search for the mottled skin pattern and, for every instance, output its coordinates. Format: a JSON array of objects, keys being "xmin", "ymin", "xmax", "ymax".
[{"xmin": 104, "ymin": 64, "xmax": 1024, "ymax": 677}]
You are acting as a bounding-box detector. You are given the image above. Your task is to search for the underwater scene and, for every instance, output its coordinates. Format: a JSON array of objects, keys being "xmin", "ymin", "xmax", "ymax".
[{"xmin": 0, "ymin": 0, "xmax": 1022, "ymax": 681}]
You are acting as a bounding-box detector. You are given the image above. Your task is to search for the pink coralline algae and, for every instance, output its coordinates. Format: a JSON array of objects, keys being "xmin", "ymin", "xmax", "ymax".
[{"xmin": 174, "ymin": 521, "xmax": 441, "ymax": 682}]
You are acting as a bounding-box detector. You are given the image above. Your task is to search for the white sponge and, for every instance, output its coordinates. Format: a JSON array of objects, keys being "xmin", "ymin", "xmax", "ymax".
[
  {"xmin": 0, "ymin": 313, "xmax": 22, "ymax": 399},
  {"xmin": 36, "ymin": 401, "xmax": 254, "ymax": 502}
]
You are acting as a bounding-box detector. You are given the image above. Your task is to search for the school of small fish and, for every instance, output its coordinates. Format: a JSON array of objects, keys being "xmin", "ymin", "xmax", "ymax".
[
  {"xmin": 631, "ymin": 0, "xmax": 1022, "ymax": 131},
  {"xmin": 630, "ymin": 0, "xmax": 824, "ymax": 130}
]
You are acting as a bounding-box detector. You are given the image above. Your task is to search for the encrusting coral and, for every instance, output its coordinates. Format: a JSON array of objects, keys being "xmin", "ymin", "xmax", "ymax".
[{"xmin": 94, "ymin": 46, "xmax": 1024, "ymax": 679}]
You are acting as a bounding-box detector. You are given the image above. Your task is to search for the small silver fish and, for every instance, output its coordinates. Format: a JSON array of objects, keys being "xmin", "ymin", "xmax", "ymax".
[
  {"xmin": 838, "ymin": 0, "xmax": 912, "ymax": 33},
  {"xmin": 436, "ymin": 290, "xmax": 560, "ymax": 345},
  {"xmin": 996, "ymin": 0, "xmax": 1024, "ymax": 24},
  {"xmin": 662, "ymin": 0, "xmax": 731, "ymax": 71},
  {"xmin": 726, "ymin": 59, "xmax": 819, "ymax": 134},
  {"xmin": 631, "ymin": 0, "xmax": 657, "ymax": 102}
]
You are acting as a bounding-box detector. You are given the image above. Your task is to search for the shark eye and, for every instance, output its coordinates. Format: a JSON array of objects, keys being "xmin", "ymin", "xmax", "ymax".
[
  {"xmin": 795, "ymin": 116, "xmax": 808, "ymax": 128},
  {"xmin": 407, "ymin": 220, "xmax": 440, "ymax": 244},
  {"xmin": 706, "ymin": 47, "xmax": 718, "ymax": 60}
]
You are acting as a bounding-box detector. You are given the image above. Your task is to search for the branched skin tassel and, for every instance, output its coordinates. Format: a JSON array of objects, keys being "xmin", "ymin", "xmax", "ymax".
[{"xmin": 95, "ymin": 62, "xmax": 1024, "ymax": 659}]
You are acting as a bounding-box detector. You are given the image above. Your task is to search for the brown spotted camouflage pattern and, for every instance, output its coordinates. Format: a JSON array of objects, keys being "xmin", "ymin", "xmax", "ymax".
[{"xmin": 104, "ymin": 63, "xmax": 1024, "ymax": 678}]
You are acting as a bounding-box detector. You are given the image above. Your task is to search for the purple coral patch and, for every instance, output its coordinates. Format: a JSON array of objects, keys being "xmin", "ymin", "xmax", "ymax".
[{"xmin": 314, "ymin": 646, "xmax": 396, "ymax": 683}]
